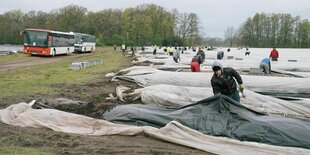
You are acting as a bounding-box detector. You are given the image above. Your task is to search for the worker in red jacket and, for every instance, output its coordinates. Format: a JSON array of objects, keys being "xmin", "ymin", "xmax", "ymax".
[
  {"xmin": 269, "ymin": 47, "xmax": 279, "ymax": 61},
  {"xmin": 191, "ymin": 55, "xmax": 203, "ymax": 72}
]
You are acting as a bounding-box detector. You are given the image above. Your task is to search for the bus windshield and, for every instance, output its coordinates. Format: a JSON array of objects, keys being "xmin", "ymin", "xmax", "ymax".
[
  {"xmin": 74, "ymin": 33, "xmax": 95, "ymax": 44},
  {"xmin": 75, "ymin": 34, "xmax": 82, "ymax": 44},
  {"xmin": 24, "ymin": 31, "xmax": 48, "ymax": 47}
]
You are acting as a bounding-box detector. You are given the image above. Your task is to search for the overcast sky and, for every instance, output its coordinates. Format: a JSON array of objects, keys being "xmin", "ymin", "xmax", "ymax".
[{"xmin": 1, "ymin": 0, "xmax": 310, "ymax": 38}]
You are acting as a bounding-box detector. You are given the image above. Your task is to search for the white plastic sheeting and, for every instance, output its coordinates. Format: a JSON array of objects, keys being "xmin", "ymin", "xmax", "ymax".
[
  {"xmin": 1, "ymin": 102, "xmax": 309, "ymax": 155},
  {"xmin": 114, "ymin": 66, "xmax": 158, "ymax": 76},
  {"xmin": 134, "ymin": 48, "xmax": 310, "ymax": 72},
  {"xmin": 204, "ymin": 59, "xmax": 310, "ymax": 72},
  {"xmin": 123, "ymin": 84, "xmax": 310, "ymax": 119},
  {"xmin": 113, "ymin": 67, "xmax": 310, "ymax": 94},
  {"xmin": 137, "ymin": 58, "xmax": 310, "ymax": 77},
  {"xmin": 0, "ymin": 102, "xmax": 142, "ymax": 135},
  {"xmin": 132, "ymin": 56, "xmax": 169, "ymax": 64}
]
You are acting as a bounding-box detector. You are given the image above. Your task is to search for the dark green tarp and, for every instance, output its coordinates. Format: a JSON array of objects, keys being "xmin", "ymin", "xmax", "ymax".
[{"xmin": 102, "ymin": 94, "xmax": 310, "ymax": 149}]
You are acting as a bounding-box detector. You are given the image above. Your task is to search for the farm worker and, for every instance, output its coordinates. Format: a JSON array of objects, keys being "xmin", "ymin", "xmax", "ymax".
[
  {"xmin": 217, "ymin": 50, "xmax": 224, "ymax": 60},
  {"xmin": 196, "ymin": 47, "xmax": 205, "ymax": 61},
  {"xmin": 113, "ymin": 44, "xmax": 116, "ymax": 51},
  {"xmin": 121, "ymin": 44, "xmax": 126, "ymax": 55},
  {"xmin": 173, "ymin": 48, "xmax": 181, "ymax": 63},
  {"xmin": 245, "ymin": 46, "xmax": 250, "ymax": 55},
  {"xmin": 130, "ymin": 46, "xmax": 135, "ymax": 57},
  {"xmin": 168, "ymin": 46, "xmax": 174, "ymax": 56},
  {"xmin": 191, "ymin": 55, "xmax": 203, "ymax": 72},
  {"xmin": 153, "ymin": 45, "xmax": 157, "ymax": 55},
  {"xmin": 211, "ymin": 61, "xmax": 244, "ymax": 102},
  {"xmin": 180, "ymin": 47, "xmax": 184, "ymax": 54},
  {"xmin": 163, "ymin": 47, "xmax": 167, "ymax": 52},
  {"xmin": 192, "ymin": 47, "xmax": 196, "ymax": 52},
  {"xmin": 259, "ymin": 58, "xmax": 271, "ymax": 75},
  {"xmin": 269, "ymin": 47, "xmax": 279, "ymax": 61}
]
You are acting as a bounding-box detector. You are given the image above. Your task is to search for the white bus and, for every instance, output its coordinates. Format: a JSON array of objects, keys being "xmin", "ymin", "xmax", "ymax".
[
  {"xmin": 74, "ymin": 33, "xmax": 96, "ymax": 53},
  {"xmin": 21, "ymin": 28, "xmax": 75, "ymax": 56}
]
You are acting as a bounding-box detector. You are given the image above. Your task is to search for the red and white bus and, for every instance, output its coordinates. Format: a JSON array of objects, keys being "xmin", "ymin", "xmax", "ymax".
[{"xmin": 20, "ymin": 28, "xmax": 75, "ymax": 56}]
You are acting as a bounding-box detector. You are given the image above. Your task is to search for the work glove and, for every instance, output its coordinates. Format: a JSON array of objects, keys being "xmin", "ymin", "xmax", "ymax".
[{"xmin": 239, "ymin": 84, "xmax": 245, "ymax": 92}]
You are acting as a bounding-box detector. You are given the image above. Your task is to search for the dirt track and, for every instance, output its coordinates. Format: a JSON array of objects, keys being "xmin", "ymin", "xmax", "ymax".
[
  {"xmin": 0, "ymin": 51, "xmax": 211, "ymax": 155},
  {"xmin": 0, "ymin": 53, "xmax": 94, "ymax": 73}
]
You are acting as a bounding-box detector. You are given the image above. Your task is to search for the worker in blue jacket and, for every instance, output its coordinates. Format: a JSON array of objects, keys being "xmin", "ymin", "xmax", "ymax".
[{"xmin": 260, "ymin": 58, "xmax": 271, "ymax": 75}]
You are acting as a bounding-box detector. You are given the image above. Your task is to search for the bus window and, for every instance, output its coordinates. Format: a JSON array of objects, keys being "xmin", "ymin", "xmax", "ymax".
[
  {"xmin": 52, "ymin": 33, "xmax": 74, "ymax": 47},
  {"xmin": 24, "ymin": 31, "xmax": 48, "ymax": 47}
]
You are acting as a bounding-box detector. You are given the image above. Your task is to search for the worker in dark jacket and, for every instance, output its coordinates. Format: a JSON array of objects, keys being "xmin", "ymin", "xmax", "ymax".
[
  {"xmin": 191, "ymin": 55, "xmax": 203, "ymax": 72},
  {"xmin": 211, "ymin": 61, "xmax": 244, "ymax": 102},
  {"xmin": 196, "ymin": 47, "xmax": 205, "ymax": 61},
  {"xmin": 217, "ymin": 50, "xmax": 224, "ymax": 60}
]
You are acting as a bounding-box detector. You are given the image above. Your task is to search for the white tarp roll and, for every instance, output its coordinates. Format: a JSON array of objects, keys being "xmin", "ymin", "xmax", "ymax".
[
  {"xmin": 123, "ymin": 84, "xmax": 310, "ymax": 119},
  {"xmin": 0, "ymin": 102, "xmax": 309, "ymax": 155},
  {"xmin": 113, "ymin": 66, "xmax": 159, "ymax": 76},
  {"xmin": 0, "ymin": 102, "xmax": 143, "ymax": 135},
  {"xmin": 113, "ymin": 67, "xmax": 310, "ymax": 94},
  {"xmin": 133, "ymin": 56, "xmax": 310, "ymax": 77}
]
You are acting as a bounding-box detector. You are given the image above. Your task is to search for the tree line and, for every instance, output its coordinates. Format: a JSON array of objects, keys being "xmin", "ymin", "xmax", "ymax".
[
  {"xmin": 2, "ymin": 6, "xmax": 309, "ymax": 48},
  {"xmin": 224, "ymin": 13, "xmax": 310, "ymax": 48},
  {"xmin": 0, "ymin": 4, "xmax": 201, "ymax": 46}
]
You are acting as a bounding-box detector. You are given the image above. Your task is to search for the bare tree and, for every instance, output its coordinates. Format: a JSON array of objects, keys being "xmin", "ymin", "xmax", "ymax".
[
  {"xmin": 177, "ymin": 13, "xmax": 199, "ymax": 44},
  {"xmin": 225, "ymin": 26, "xmax": 234, "ymax": 47}
]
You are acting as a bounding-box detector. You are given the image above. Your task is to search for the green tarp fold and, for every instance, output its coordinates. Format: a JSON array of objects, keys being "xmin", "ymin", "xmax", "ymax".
[{"xmin": 103, "ymin": 94, "xmax": 310, "ymax": 149}]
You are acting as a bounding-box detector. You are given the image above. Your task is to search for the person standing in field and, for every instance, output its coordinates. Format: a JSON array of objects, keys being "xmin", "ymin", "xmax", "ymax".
[
  {"xmin": 269, "ymin": 47, "xmax": 279, "ymax": 61},
  {"xmin": 196, "ymin": 47, "xmax": 206, "ymax": 61},
  {"xmin": 130, "ymin": 46, "xmax": 136, "ymax": 57},
  {"xmin": 173, "ymin": 48, "xmax": 181, "ymax": 63},
  {"xmin": 217, "ymin": 50, "xmax": 224, "ymax": 60},
  {"xmin": 168, "ymin": 46, "xmax": 174, "ymax": 56},
  {"xmin": 245, "ymin": 46, "xmax": 250, "ymax": 55},
  {"xmin": 153, "ymin": 45, "xmax": 157, "ymax": 55},
  {"xmin": 121, "ymin": 43, "xmax": 126, "ymax": 55}
]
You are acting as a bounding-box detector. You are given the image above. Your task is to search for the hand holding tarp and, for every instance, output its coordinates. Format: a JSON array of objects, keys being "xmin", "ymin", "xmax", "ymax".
[{"xmin": 239, "ymin": 84, "xmax": 244, "ymax": 92}]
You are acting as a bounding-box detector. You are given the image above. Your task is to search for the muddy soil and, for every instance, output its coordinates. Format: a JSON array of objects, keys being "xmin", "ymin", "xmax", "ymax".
[
  {"xmin": 51, "ymin": 76, "xmax": 142, "ymax": 118},
  {"xmin": 0, "ymin": 122, "xmax": 209, "ymax": 155}
]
